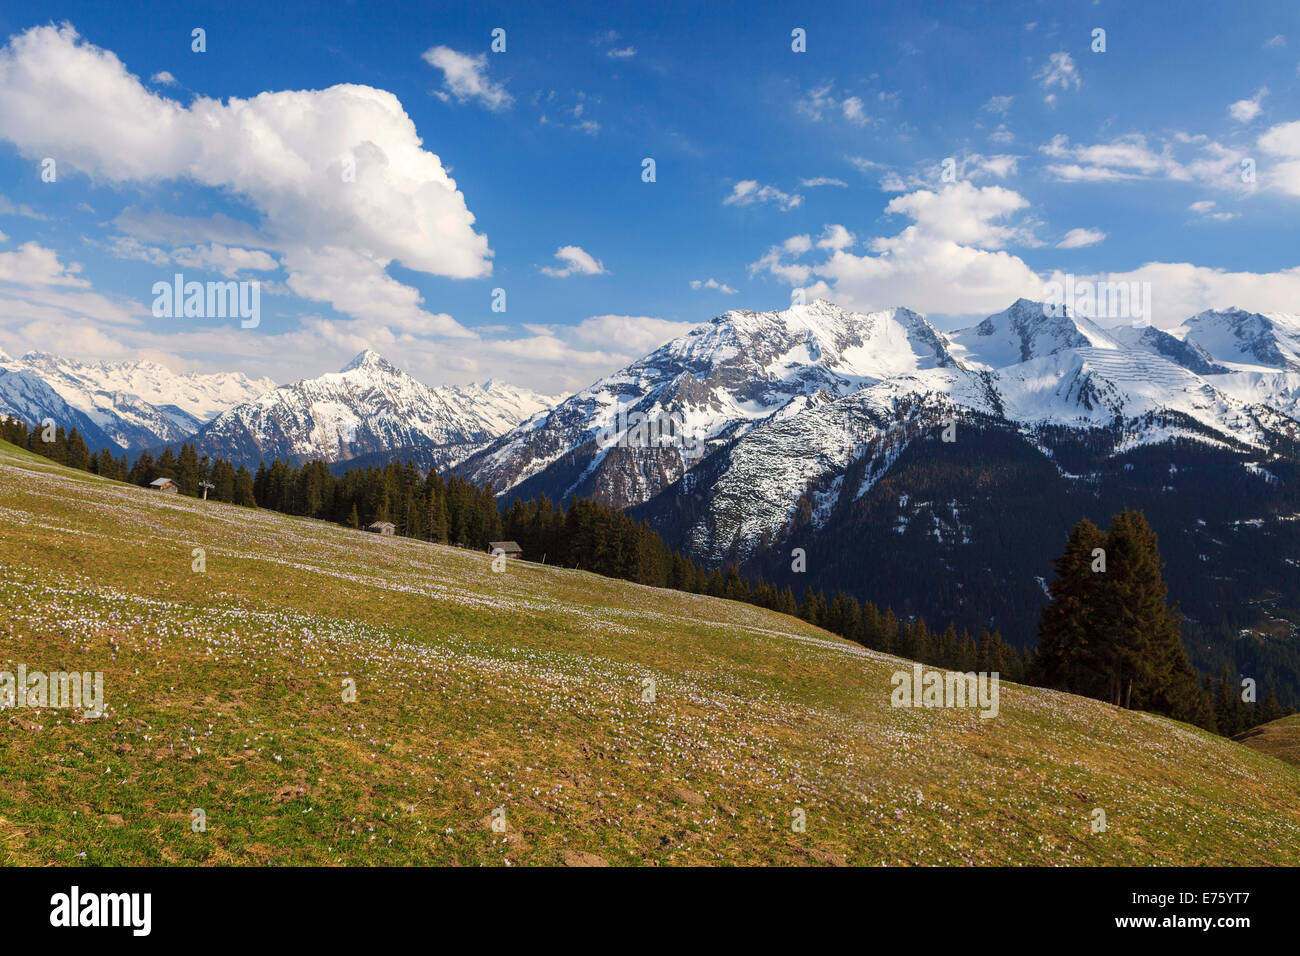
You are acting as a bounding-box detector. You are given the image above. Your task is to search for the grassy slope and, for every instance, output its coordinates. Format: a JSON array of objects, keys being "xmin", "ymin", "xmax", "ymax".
[
  {"xmin": 1, "ymin": 440, "xmax": 1299, "ymax": 866},
  {"xmin": 1236, "ymin": 715, "xmax": 1300, "ymax": 769}
]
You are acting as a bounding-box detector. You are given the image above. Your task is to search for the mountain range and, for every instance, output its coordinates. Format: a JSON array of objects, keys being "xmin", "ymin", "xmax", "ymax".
[
  {"xmin": 0, "ymin": 347, "xmax": 562, "ymax": 470},
  {"xmin": 4, "ymin": 298, "xmax": 1299, "ymax": 696},
  {"xmin": 450, "ymin": 298, "xmax": 1300, "ymax": 697},
  {"xmin": 188, "ymin": 350, "xmax": 561, "ymax": 471},
  {"xmin": 0, "ymin": 347, "xmax": 275, "ymax": 453}
]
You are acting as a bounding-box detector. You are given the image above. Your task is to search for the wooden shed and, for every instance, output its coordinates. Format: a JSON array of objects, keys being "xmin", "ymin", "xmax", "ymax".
[
  {"xmin": 149, "ymin": 477, "xmax": 179, "ymax": 494},
  {"xmin": 366, "ymin": 521, "xmax": 396, "ymax": 536},
  {"xmin": 487, "ymin": 540, "xmax": 523, "ymax": 559}
]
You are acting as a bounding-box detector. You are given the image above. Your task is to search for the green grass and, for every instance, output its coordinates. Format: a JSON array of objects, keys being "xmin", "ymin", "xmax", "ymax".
[
  {"xmin": 1236, "ymin": 714, "xmax": 1300, "ymax": 769},
  {"xmin": 2, "ymin": 440, "xmax": 1299, "ymax": 865}
]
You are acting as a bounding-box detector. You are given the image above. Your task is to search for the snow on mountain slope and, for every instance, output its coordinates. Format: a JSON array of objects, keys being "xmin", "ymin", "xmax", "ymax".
[
  {"xmin": 1174, "ymin": 308, "xmax": 1300, "ymax": 373},
  {"xmin": 459, "ymin": 300, "xmax": 959, "ymax": 499},
  {"xmin": 656, "ymin": 349, "xmax": 1284, "ymax": 564},
  {"xmin": 0, "ymin": 350, "xmax": 274, "ymax": 450},
  {"xmin": 0, "ymin": 366, "xmax": 120, "ymax": 451},
  {"xmin": 674, "ymin": 367, "xmax": 990, "ymax": 560},
  {"xmin": 1107, "ymin": 325, "xmax": 1230, "ymax": 376},
  {"xmin": 992, "ymin": 348, "xmax": 1258, "ymax": 439},
  {"xmin": 191, "ymin": 350, "xmax": 558, "ymax": 467},
  {"xmin": 456, "ymin": 297, "xmax": 1300, "ymax": 565},
  {"xmin": 946, "ymin": 298, "xmax": 1122, "ymax": 370}
]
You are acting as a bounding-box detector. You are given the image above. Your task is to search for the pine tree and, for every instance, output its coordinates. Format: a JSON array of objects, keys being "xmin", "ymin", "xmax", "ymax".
[{"xmin": 1034, "ymin": 518, "xmax": 1107, "ymax": 695}]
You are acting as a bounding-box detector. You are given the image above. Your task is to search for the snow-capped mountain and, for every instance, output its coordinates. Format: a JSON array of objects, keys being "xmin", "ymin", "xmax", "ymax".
[
  {"xmin": 456, "ymin": 299, "xmax": 959, "ymax": 504},
  {"xmin": 1175, "ymin": 308, "xmax": 1300, "ymax": 373},
  {"xmin": 0, "ymin": 349, "xmax": 274, "ymax": 451},
  {"xmin": 458, "ymin": 298, "xmax": 1300, "ymax": 571},
  {"xmin": 190, "ymin": 350, "xmax": 560, "ymax": 468},
  {"xmin": 945, "ymin": 297, "xmax": 1123, "ymax": 368}
]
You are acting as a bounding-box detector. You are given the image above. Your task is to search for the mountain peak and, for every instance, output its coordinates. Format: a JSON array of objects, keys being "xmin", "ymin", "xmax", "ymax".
[{"xmin": 340, "ymin": 349, "xmax": 396, "ymax": 374}]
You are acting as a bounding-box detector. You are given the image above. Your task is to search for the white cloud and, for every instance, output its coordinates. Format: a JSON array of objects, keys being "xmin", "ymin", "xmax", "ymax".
[
  {"xmin": 798, "ymin": 83, "xmax": 873, "ymax": 127},
  {"xmin": 1057, "ymin": 228, "xmax": 1106, "ymax": 249},
  {"xmin": 988, "ymin": 125, "xmax": 1015, "ymax": 145},
  {"xmin": 1228, "ymin": 87, "xmax": 1267, "ymax": 123},
  {"xmin": 690, "ymin": 277, "xmax": 738, "ymax": 294},
  {"xmin": 982, "ymin": 95, "xmax": 1014, "ymax": 115},
  {"xmin": 1036, "ymin": 52, "xmax": 1081, "ymax": 105},
  {"xmin": 0, "ymin": 242, "xmax": 90, "ymax": 286},
  {"xmin": 422, "ymin": 45, "xmax": 513, "ymax": 111},
  {"xmin": 750, "ymin": 185, "xmax": 1044, "ymax": 316},
  {"xmin": 815, "ymin": 224, "xmax": 856, "ymax": 251},
  {"xmin": 0, "ymin": 25, "xmax": 491, "ymax": 339},
  {"xmin": 149, "ymin": 70, "xmax": 176, "ymax": 86},
  {"xmin": 800, "ymin": 177, "xmax": 847, "ymax": 188},
  {"xmin": 1046, "ymin": 261, "xmax": 1300, "ymax": 328},
  {"xmin": 841, "ymin": 96, "xmax": 869, "ymax": 126},
  {"xmin": 1041, "ymin": 133, "xmax": 1249, "ymax": 191},
  {"xmin": 1258, "ymin": 119, "xmax": 1300, "ymax": 197},
  {"xmin": 723, "ymin": 180, "xmax": 803, "ymax": 211},
  {"xmin": 1188, "ymin": 200, "xmax": 1238, "ymax": 222},
  {"xmin": 882, "ymin": 182, "xmax": 1031, "ymax": 248},
  {"xmin": 539, "ymin": 245, "xmax": 607, "ymax": 277},
  {"xmin": 606, "ymin": 46, "xmax": 636, "ymax": 59},
  {"xmin": 1265, "ymin": 34, "xmax": 1286, "ymax": 49},
  {"xmin": 745, "ymin": 186, "xmax": 1300, "ymax": 327},
  {"xmin": 172, "ymin": 243, "xmax": 278, "ymax": 277}
]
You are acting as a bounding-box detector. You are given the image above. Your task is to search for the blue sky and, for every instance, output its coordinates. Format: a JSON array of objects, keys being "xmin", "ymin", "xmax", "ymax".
[{"xmin": 0, "ymin": 0, "xmax": 1297, "ymax": 392}]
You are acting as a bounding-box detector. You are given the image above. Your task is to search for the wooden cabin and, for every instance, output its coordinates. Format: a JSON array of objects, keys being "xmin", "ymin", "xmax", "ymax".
[{"xmin": 487, "ymin": 540, "xmax": 523, "ymax": 559}]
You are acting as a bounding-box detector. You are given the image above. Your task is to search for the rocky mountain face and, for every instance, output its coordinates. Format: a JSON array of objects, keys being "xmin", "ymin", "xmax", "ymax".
[
  {"xmin": 456, "ymin": 299, "xmax": 961, "ymax": 503},
  {"xmin": 461, "ymin": 298, "xmax": 1300, "ymax": 526}
]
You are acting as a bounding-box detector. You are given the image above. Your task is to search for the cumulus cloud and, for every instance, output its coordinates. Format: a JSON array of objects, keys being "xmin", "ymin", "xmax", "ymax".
[
  {"xmin": 149, "ymin": 70, "xmax": 176, "ymax": 86},
  {"xmin": 0, "ymin": 24, "xmax": 491, "ymax": 340},
  {"xmin": 0, "ymin": 242, "xmax": 90, "ymax": 286},
  {"xmin": 690, "ymin": 277, "xmax": 738, "ymax": 294},
  {"xmin": 882, "ymin": 182, "xmax": 1031, "ymax": 248},
  {"xmin": 422, "ymin": 45, "xmax": 513, "ymax": 111},
  {"xmin": 982, "ymin": 95, "xmax": 1014, "ymax": 115},
  {"xmin": 745, "ymin": 185, "xmax": 1300, "ymax": 326},
  {"xmin": 1258, "ymin": 119, "xmax": 1300, "ymax": 196},
  {"xmin": 816, "ymin": 224, "xmax": 856, "ymax": 251},
  {"xmin": 539, "ymin": 245, "xmax": 607, "ymax": 277},
  {"xmin": 1057, "ymin": 228, "xmax": 1106, "ymax": 249},
  {"xmin": 1044, "ymin": 261, "xmax": 1300, "ymax": 329},
  {"xmin": 723, "ymin": 180, "xmax": 803, "ymax": 210}
]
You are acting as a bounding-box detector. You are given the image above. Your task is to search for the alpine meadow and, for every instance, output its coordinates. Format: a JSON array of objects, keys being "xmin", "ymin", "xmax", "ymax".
[{"xmin": 0, "ymin": 0, "xmax": 1298, "ymax": 933}]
